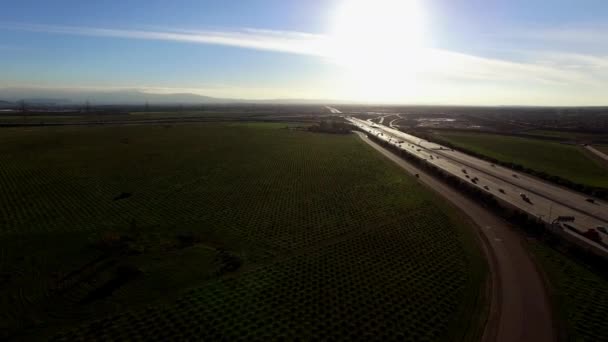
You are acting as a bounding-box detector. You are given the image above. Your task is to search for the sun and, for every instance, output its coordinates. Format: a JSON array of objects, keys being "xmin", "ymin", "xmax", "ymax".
[{"xmin": 327, "ymin": 0, "xmax": 429, "ymax": 102}]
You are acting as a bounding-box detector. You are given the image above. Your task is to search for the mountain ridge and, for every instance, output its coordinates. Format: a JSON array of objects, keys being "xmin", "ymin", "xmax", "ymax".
[{"xmin": 0, "ymin": 88, "xmax": 333, "ymax": 105}]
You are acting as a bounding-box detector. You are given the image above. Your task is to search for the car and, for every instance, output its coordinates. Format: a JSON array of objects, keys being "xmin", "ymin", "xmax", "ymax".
[
  {"xmin": 512, "ymin": 174, "xmax": 518, "ymax": 178},
  {"xmin": 461, "ymin": 169, "xmax": 467, "ymax": 173},
  {"xmin": 499, "ymin": 189, "xmax": 505, "ymax": 194},
  {"xmin": 483, "ymin": 186, "xmax": 490, "ymax": 191},
  {"xmin": 465, "ymin": 175, "xmax": 470, "ymax": 179},
  {"xmin": 586, "ymin": 198, "xmax": 596, "ymax": 204},
  {"xmin": 490, "ymin": 164, "xmax": 495, "ymax": 167}
]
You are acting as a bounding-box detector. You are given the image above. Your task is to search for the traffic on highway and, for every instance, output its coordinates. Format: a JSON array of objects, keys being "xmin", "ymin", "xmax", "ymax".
[{"xmin": 347, "ymin": 116, "xmax": 608, "ymax": 256}]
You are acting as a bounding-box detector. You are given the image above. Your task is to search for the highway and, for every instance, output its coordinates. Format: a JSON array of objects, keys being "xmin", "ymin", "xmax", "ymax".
[
  {"xmin": 348, "ymin": 116, "xmax": 608, "ymax": 253},
  {"xmin": 354, "ymin": 131, "xmax": 555, "ymax": 342},
  {"xmin": 326, "ymin": 106, "xmax": 342, "ymax": 114}
]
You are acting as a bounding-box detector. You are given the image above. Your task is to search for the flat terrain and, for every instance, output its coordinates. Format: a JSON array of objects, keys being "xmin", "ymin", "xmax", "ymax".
[
  {"xmin": 434, "ymin": 131, "xmax": 608, "ymax": 189},
  {"xmin": 529, "ymin": 242, "xmax": 608, "ymax": 341},
  {"xmin": 0, "ymin": 123, "xmax": 486, "ymax": 340},
  {"xmin": 352, "ymin": 118, "xmax": 608, "ymax": 240},
  {"xmin": 526, "ymin": 130, "xmax": 608, "ymax": 142},
  {"xmin": 355, "ymin": 132, "xmax": 555, "ymax": 342}
]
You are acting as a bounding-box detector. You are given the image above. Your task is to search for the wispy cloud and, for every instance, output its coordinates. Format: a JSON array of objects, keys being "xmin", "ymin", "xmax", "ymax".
[
  {"xmin": 519, "ymin": 25, "xmax": 608, "ymax": 46},
  {"xmin": 425, "ymin": 49, "xmax": 606, "ymax": 86},
  {"xmin": 0, "ymin": 44, "xmax": 23, "ymax": 51},
  {"xmin": 2, "ymin": 22, "xmax": 608, "ymax": 94},
  {"xmin": 0, "ymin": 23, "xmax": 328, "ymax": 56}
]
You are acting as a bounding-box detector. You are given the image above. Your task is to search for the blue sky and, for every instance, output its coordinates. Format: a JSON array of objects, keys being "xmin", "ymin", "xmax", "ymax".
[{"xmin": 1, "ymin": 0, "xmax": 607, "ymax": 105}]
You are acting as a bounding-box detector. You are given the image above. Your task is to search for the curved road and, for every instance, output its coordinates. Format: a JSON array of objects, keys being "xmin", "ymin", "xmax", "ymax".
[{"xmin": 354, "ymin": 131, "xmax": 555, "ymax": 342}]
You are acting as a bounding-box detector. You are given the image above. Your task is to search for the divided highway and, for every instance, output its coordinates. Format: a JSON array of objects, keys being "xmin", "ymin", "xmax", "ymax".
[
  {"xmin": 348, "ymin": 116, "xmax": 608, "ymax": 255},
  {"xmin": 328, "ymin": 106, "xmax": 561, "ymax": 341},
  {"xmin": 354, "ymin": 130, "xmax": 555, "ymax": 342}
]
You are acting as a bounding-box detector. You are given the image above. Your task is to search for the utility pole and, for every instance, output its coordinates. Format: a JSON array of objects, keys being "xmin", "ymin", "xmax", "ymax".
[{"xmin": 19, "ymin": 100, "xmax": 27, "ymax": 122}]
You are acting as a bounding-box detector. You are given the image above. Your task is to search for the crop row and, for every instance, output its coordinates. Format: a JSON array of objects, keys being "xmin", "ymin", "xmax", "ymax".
[
  {"xmin": 52, "ymin": 202, "xmax": 474, "ymax": 341},
  {"xmin": 1, "ymin": 124, "xmax": 483, "ymax": 340}
]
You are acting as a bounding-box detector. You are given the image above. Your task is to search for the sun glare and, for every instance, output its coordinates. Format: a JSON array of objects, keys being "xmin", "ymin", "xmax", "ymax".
[{"xmin": 328, "ymin": 0, "xmax": 429, "ymax": 101}]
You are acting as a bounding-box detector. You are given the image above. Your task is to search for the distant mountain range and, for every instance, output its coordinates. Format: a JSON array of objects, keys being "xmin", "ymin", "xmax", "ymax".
[{"xmin": 0, "ymin": 88, "xmax": 332, "ymax": 106}]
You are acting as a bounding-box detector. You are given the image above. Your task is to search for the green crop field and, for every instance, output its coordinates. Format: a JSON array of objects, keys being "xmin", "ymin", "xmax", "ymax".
[
  {"xmin": 0, "ymin": 112, "xmax": 218, "ymax": 125},
  {"xmin": 526, "ymin": 130, "xmax": 608, "ymax": 142},
  {"xmin": 435, "ymin": 131, "xmax": 608, "ymax": 189},
  {"xmin": 1, "ymin": 123, "xmax": 486, "ymax": 340},
  {"xmin": 529, "ymin": 242, "xmax": 608, "ymax": 341}
]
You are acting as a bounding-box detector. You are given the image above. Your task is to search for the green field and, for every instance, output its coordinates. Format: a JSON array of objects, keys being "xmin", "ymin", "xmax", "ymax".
[
  {"xmin": 0, "ymin": 123, "xmax": 486, "ymax": 340},
  {"xmin": 435, "ymin": 131, "xmax": 608, "ymax": 188},
  {"xmin": 0, "ymin": 112, "xmax": 222, "ymax": 125},
  {"xmin": 530, "ymin": 242, "xmax": 608, "ymax": 341},
  {"xmin": 527, "ymin": 130, "xmax": 608, "ymax": 142}
]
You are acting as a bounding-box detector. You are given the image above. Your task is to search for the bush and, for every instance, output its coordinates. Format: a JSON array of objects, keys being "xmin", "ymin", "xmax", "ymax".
[
  {"xmin": 94, "ymin": 232, "xmax": 139, "ymax": 255},
  {"xmin": 215, "ymin": 249, "xmax": 242, "ymax": 274},
  {"xmin": 309, "ymin": 120, "xmax": 352, "ymax": 134},
  {"xmin": 176, "ymin": 232, "xmax": 202, "ymax": 248}
]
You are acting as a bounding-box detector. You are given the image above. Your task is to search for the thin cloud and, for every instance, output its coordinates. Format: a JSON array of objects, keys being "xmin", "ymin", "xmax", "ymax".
[
  {"xmin": 523, "ymin": 25, "xmax": 608, "ymax": 45},
  {"xmin": 0, "ymin": 44, "xmax": 23, "ymax": 51},
  {"xmin": 0, "ymin": 23, "xmax": 328, "ymax": 57},
  {"xmin": 426, "ymin": 49, "xmax": 603, "ymax": 86},
  {"xmin": 2, "ymin": 22, "xmax": 606, "ymax": 88}
]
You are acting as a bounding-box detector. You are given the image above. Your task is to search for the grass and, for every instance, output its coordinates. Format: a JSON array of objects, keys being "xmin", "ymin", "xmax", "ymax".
[
  {"xmin": 527, "ymin": 129, "xmax": 608, "ymax": 142},
  {"xmin": 596, "ymin": 145, "xmax": 608, "ymax": 155},
  {"xmin": 1, "ymin": 123, "xmax": 486, "ymax": 340},
  {"xmin": 529, "ymin": 242, "xmax": 608, "ymax": 341},
  {"xmin": 0, "ymin": 112, "xmax": 214, "ymax": 125},
  {"xmin": 435, "ymin": 131, "xmax": 608, "ymax": 188}
]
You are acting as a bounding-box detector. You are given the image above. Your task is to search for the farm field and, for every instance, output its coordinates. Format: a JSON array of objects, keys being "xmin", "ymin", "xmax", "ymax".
[
  {"xmin": 526, "ymin": 129, "xmax": 608, "ymax": 142},
  {"xmin": 529, "ymin": 242, "xmax": 608, "ymax": 341},
  {"xmin": 0, "ymin": 123, "xmax": 486, "ymax": 340},
  {"xmin": 434, "ymin": 131, "xmax": 608, "ymax": 189},
  {"xmin": 0, "ymin": 112, "xmax": 235, "ymax": 125}
]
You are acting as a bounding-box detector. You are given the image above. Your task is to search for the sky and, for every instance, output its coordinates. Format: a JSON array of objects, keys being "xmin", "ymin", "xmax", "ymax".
[{"xmin": 1, "ymin": 0, "xmax": 607, "ymax": 105}]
